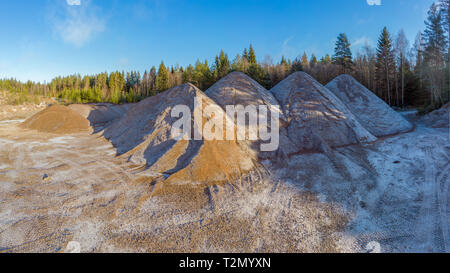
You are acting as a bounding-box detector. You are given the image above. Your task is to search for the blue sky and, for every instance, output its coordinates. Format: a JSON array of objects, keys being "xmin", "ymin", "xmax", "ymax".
[{"xmin": 0, "ymin": 0, "xmax": 436, "ymax": 82}]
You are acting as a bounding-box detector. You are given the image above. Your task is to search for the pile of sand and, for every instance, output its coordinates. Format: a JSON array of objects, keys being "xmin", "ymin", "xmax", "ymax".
[
  {"xmin": 69, "ymin": 103, "xmax": 132, "ymax": 132},
  {"xmin": 103, "ymin": 83, "xmax": 256, "ymax": 186},
  {"xmin": 270, "ymin": 72, "xmax": 376, "ymax": 152},
  {"xmin": 21, "ymin": 105, "xmax": 90, "ymax": 134},
  {"xmin": 205, "ymin": 72, "xmax": 297, "ymax": 158},
  {"xmin": 326, "ymin": 74, "xmax": 412, "ymax": 136},
  {"xmin": 424, "ymin": 102, "xmax": 449, "ymax": 128}
]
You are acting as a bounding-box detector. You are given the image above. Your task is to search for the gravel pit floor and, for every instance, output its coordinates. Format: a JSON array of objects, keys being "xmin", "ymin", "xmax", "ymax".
[{"xmin": 0, "ymin": 117, "xmax": 448, "ymax": 253}]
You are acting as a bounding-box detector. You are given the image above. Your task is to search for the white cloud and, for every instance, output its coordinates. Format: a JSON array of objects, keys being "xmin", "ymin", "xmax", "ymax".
[
  {"xmin": 366, "ymin": 0, "xmax": 381, "ymax": 6},
  {"xmin": 66, "ymin": 0, "xmax": 81, "ymax": 6},
  {"xmin": 50, "ymin": 0, "xmax": 105, "ymax": 47},
  {"xmin": 352, "ymin": 36, "xmax": 373, "ymax": 48}
]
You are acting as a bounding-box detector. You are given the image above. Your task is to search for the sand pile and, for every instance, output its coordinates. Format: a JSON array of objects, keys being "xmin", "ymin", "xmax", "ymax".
[
  {"xmin": 21, "ymin": 105, "xmax": 90, "ymax": 134},
  {"xmin": 326, "ymin": 74, "xmax": 412, "ymax": 136},
  {"xmin": 270, "ymin": 72, "xmax": 376, "ymax": 152},
  {"xmin": 69, "ymin": 103, "xmax": 132, "ymax": 132},
  {"xmin": 205, "ymin": 72, "xmax": 297, "ymax": 158},
  {"xmin": 103, "ymin": 83, "xmax": 256, "ymax": 185},
  {"xmin": 424, "ymin": 102, "xmax": 449, "ymax": 128}
]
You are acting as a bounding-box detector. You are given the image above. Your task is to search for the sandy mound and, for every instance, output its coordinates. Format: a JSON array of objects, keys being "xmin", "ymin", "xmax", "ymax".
[
  {"xmin": 103, "ymin": 83, "xmax": 256, "ymax": 185},
  {"xmin": 205, "ymin": 72, "xmax": 297, "ymax": 158},
  {"xmin": 270, "ymin": 72, "xmax": 376, "ymax": 152},
  {"xmin": 326, "ymin": 75, "xmax": 412, "ymax": 136},
  {"xmin": 21, "ymin": 105, "xmax": 90, "ymax": 134},
  {"xmin": 424, "ymin": 103, "xmax": 449, "ymax": 128},
  {"xmin": 69, "ymin": 103, "xmax": 132, "ymax": 132}
]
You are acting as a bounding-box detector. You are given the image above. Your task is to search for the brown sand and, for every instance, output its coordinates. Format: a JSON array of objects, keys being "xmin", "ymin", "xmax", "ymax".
[
  {"xmin": 103, "ymin": 83, "xmax": 256, "ymax": 186},
  {"xmin": 21, "ymin": 105, "xmax": 91, "ymax": 134}
]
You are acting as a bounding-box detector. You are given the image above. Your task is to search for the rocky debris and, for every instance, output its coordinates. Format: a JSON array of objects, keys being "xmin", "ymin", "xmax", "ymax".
[
  {"xmin": 423, "ymin": 102, "xmax": 449, "ymax": 128},
  {"xmin": 205, "ymin": 72, "xmax": 297, "ymax": 158},
  {"xmin": 270, "ymin": 72, "xmax": 376, "ymax": 153},
  {"xmin": 326, "ymin": 74, "xmax": 412, "ymax": 136},
  {"xmin": 21, "ymin": 105, "xmax": 91, "ymax": 134}
]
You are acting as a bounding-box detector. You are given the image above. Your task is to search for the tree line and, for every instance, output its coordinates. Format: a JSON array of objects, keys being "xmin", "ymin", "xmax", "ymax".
[{"xmin": 1, "ymin": 0, "xmax": 448, "ymax": 111}]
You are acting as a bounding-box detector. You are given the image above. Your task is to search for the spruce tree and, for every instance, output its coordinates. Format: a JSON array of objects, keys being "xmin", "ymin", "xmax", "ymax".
[
  {"xmin": 214, "ymin": 50, "xmax": 231, "ymax": 80},
  {"xmin": 248, "ymin": 44, "xmax": 257, "ymax": 64},
  {"xmin": 333, "ymin": 33, "xmax": 353, "ymax": 72},
  {"xmin": 155, "ymin": 61, "xmax": 169, "ymax": 91},
  {"xmin": 376, "ymin": 27, "xmax": 396, "ymax": 105}
]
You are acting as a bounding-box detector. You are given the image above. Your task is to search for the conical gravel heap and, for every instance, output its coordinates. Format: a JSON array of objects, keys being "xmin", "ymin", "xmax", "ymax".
[
  {"xmin": 326, "ymin": 74, "xmax": 412, "ymax": 136},
  {"xmin": 103, "ymin": 83, "xmax": 256, "ymax": 185},
  {"xmin": 270, "ymin": 72, "xmax": 376, "ymax": 152},
  {"xmin": 205, "ymin": 72, "xmax": 298, "ymax": 158}
]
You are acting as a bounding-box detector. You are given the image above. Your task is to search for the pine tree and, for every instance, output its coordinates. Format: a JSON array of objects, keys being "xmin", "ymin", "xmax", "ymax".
[
  {"xmin": 376, "ymin": 27, "xmax": 396, "ymax": 105},
  {"xmin": 333, "ymin": 33, "xmax": 353, "ymax": 72},
  {"xmin": 155, "ymin": 61, "xmax": 169, "ymax": 91}
]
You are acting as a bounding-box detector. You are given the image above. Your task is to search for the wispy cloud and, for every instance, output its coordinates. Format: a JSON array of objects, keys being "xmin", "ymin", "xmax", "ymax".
[
  {"xmin": 366, "ymin": 0, "xmax": 381, "ymax": 6},
  {"xmin": 66, "ymin": 0, "xmax": 81, "ymax": 6},
  {"xmin": 275, "ymin": 36, "xmax": 297, "ymax": 60},
  {"xmin": 352, "ymin": 36, "xmax": 373, "ymax": 48},
  {"xmin": 49, "ymin": 0, "xmax": 105, "ymax": 47}
]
